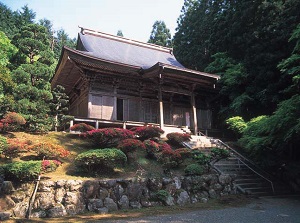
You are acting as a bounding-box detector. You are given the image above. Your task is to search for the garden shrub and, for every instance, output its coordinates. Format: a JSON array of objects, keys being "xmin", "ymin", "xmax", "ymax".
[
  {"xmin": 166, "ymin": 132, "xmax": 191, "ymax": 147},
  {"xmin": 2, "ymin": 138, "xmax": 29, "ymax": 159},
  {"xmin": 155, "ymin": 190, "xmax": 170, "ymax": 203},
  {"xmin": 143, "ymin": 139, "xmax": 161, "ymax": 159},
  {"xmin": 117, "ymin": 139, "xmax": 145, "ymax": 155},
  {"xmin": 41, "ymin": 160, "xmax": 61, "ymax": 173},
  {"xmin": 174, "ymin": 148, "xmax": 192, "ymax": 159},
  {"xmin": 2, "ymin": 161, "xmax": 41, "ymax": 181},
  {"xmin": 70, "ymin": 123, "xmax": 95, "ymax": 132},
  {"xmin": 0, "ymin": 135, "xmax": 8, "ymax": 155},
  {"xmin": 0, "ymin": 112, "xmax": 26, "ymax": 132},
  {"xmin": 159, "ymin": 148, "xmax": 182, "ymax": 169},
  {"xmin": 184, "ymin": 164, "xmax": 204, "ymax": 176},
  {"xmin": 81, "ymin": 128, "xmax": 134, "ymax": 147},
  {"xmin": 131, "ymin": 125, "xmax": 164, "ymax": 140},
  {"xmin": 75, "ymin": 148, "xmax": 127, "ymax": 172},
  {"xmin": 226, "ymin": 116, "xmax": 247, "ymax": 135},
  {"xmin": 211, "ymin": 147, "xmax": 230, "ymax": 160},
  {"xmin": 192, "ymin": 151, "xmax": 212, "ymax": 165},
  {"xmin": 29, "ymin": 142, "xmax": 70, "ymax": 159}
]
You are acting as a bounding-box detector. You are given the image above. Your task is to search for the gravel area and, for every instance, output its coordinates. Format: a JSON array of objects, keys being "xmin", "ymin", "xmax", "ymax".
[{"xmin": 90, "ymin": 196, "xmax": 300, "ymax": 223}]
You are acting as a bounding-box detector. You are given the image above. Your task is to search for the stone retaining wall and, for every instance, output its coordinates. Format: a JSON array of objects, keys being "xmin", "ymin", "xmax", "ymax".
[{"xmin": 0, "ymin": 174, "xmax": 236, "ymax": 220}]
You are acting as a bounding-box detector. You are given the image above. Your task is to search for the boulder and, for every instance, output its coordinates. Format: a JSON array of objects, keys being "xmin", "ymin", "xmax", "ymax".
[
  {"xmin": 165, "ymin": 195, "xmax": 175, "ymax": 206},
  {"xmin": 130, "ymin": 201, "xmax": 142, "ymax": 209},
  {"xmin": 1, "ymin": 181, "xmax": 14, "ymax": 194},
  {"xmin": 176, "ymin": 190, "xmax": 190, "ymax": 206},
  {"xmin": 47, "ymin": 204, "xmax": 67, "ymax": 218},
  {"xmin": 0, "ymin": 212, "xmax": 11, "ymax": 220},
  {"xmin": 54, "ymin": 187, "xmax": 66, "ymax": 203},
  {"xmin": 10, "ymin": 191, "xmax": 26, "ymax": 203},
  {"xmin": 219, "ymin": 174, "xmax": 232, "ymax": 185},
  {"xmin": 99, "ymin": 188, "xmax": 109, "ymax": 200},
  {"xmin": 33, "ymin": 192, "xmax": 55, "ymax": 209},
  {"xmin": 66, "ymin": 180, "xmax": 83, "ymax": 191},
  {"xmin": 30, "ymin": 210, "xmax": 47, "ymax": 218},
  {"xmin": 87, "ymin": 199, "xmax": 104, "ymax": 212},
  {"xmin": 118, "ymin": 195, "xmax": 129, "ymax": 209},
  {"xmin": 127, "ymin": 183, "xmax": 143, "ymax": 201},
  {"xmin": 83, "ymin": 181, "xmax": 100, "ymax": 198},
  {"xmin": 208, "ymin": 189, "xmax": 217, "ymax": 198},
  {"xmin": 104, "ymin": 198, "xmax": 118, "ymax": 212},
  {"xmin": 38, "ymin": 181, "xmax": 55, "ymax": 192},
  {"xmin": 148, "ymin": 178, "xmax": 162, "ymax": 191},
  {"xmin": 13, "ymin": 202, "xmax": 28, "ymax": 217}
]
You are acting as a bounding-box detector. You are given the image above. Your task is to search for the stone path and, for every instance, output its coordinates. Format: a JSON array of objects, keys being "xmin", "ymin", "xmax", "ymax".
[{"xmin": 91, "ymin": 196, "xmax": 300, "ymax": 223}]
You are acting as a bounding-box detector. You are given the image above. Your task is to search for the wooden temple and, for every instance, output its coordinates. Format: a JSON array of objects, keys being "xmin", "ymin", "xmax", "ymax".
[{"xmin": 51, "ymin": 27, "xmax": 220, "ymax": 135}]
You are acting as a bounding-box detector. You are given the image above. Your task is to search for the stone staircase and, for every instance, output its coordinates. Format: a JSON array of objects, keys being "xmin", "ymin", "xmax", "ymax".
[{"xmin": 183, "ymin": 136, "xmax": 293, "ymax": 197}]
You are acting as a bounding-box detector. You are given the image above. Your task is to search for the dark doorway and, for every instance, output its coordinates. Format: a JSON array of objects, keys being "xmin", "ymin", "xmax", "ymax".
[{"xmin": 117, "ymin": 98, "xmax": 124, "ymax": 120}]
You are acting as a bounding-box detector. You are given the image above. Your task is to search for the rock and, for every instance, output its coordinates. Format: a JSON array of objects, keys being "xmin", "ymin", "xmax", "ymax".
[
  {"xmin": 174, "ymin": 177, "xmax": 182, "ymax": 189},
  {"xmin": 56, "ymin": 180, "xmax": 67, "ymax": 188},
  {"xmin": 219, "ymin": 174, "xmax": 232, "ymax": 185},
  {"xmin": 165, "ymin": 183, "xmax": 177, "ymax": 196},
  {"xmin": 116, "ymin": 179, "xmax": 131, "ymax": 188},
  {"xmin": 113, "ymin": 184, "xmax": 124, "ymax": 200},
  {"xmin": 176, "ymin": 190, "xmax": 190, "ymax": 206},
  {"xmin": 96, "ymin": 207, "xmax": 108, "ymax": 214},
  {"xmin": 33, "ymin": 192, "xmax": 55, "ymax": 209},
  {"xmin": 201, "ymin": 198, "xmax": 208, "ymax": 203},
  {"xmin": 148, "ymin": 178, "xmax": 162, "ymax": 191},
  {"xmin": 107, "ymin": 180, "xmax": 117, "ymax": 188},
  {"xmin": 213, "ymin": 183, "xmax": 223, "ymax": 191},
  {"xmin": 165, "ymin": 196, "xmax": 175, "ymax": 206},
  {"xmin": 10, "ymin": 191, "xmax": 26, "ymax": 203},
  {"xmin": 63, "ymin": 192, "xmax": 82, "ymax": 205},
  {"xmin": 99, "ymin": 188, "xmax": 109, "ymax": 200},
  {"xmin": 47, "ymin": 204, "xmax": 67, "ymax": 218},
  {"xmin": 200, "ymin": 191, "xmax": 209, "ymax": 199},
  {"xmin": 162, "ymin": 177, "xmax": 172, "ymax": 185},
  {"xmin": 4, "ymin": 195, "xmax": 16, "ymax": 208},
  {"xmin": 104, "ymin": 198, "xmax": 118, "ymax": 212},
  {"xmin": 209, "ymin": 189, "xmax": 217, "ymax": 199},
  {"xmin": 190, "ymin": 195, "xmax": 198, "ymax": 203},
  {"xmin": 66, "ymin": 180, "xmax": 83, "ymax": 191},
  {"xmin": 118, "ymin": 195, "xmax": 129, "ymax": 209},
  {"xmin": 1, "ymin": 181, "xmax": 14, "ymax": 194},
  {"xmin": 130, "ymin": 201, "xmax": 142, "ymax": 209},
  {"xmin": 83, "ymin": 181, "xmax": 100, "ymax": 198},
  {"xmin": 13, "ymin": 202, "xmax": 28, "ymax": 217},
  {"xmin": 55, "ymin": 187, "xmax": 66, "ymax": 203},
  {"xmin": 0, "ymin": 212, "xmax": 11, "ymax": 220},
  {"xmin": 127, "ymin": 183, "xmax": 143, "ymax": 201},
  {"xmin": 30, "ymin": 210, "xmax": 47, "ymax": 218},
  {"xmin": 140, "ymin": 199, "xmax": 154, "ymax": 207},
  {"xmin": 38, "ymin": 181, "xmax": 55, "ymax": 192},
  {"xmin": 87, "ymin": 199, "xmax": 104, "ymax": 211}
]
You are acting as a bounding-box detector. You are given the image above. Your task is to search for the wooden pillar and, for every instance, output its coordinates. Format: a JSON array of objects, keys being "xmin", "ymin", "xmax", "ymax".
[
  {"xmin": 191, "ymin": 92, "xmax": 198, "ymax": 135},
  {"xmin": 95, "ymin": 120, "xmax": 99, "ymax": 129},
  {"xmin": 113, "ymin": 85, "xmax": 117, "ymax": 120},
  {"xmin": 158, "ymin": 85, "xmax": 164, "ymax": 129}
]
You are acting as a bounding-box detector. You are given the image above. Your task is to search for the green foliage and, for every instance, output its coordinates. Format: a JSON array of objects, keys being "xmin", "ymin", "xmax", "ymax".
[
  {"xmin": 192, "ymin": 151, "xmax": 211, "ymax": 165},
  {"xmin": 155, "ymin": 190, "xmax": 170, "ymax": 203},
  {"xmin": 2, "ymin": 138, "xmax": 29, "ymax": 159},
  {"xmin": 116, "ymin": 30, "xmax": 124, "ymax": 37},
  {"xmin": 75, "ymin": 148, "xmax": 127, "ymax": 172},
  {"xmin": 148, "ymin": 20, "xmax": 172, "ymax": 47},
  {"xmin": 81, "ymin": 128, "xmax": 134, "ymax": 148},
  {"xmin": 166, "ymin": 132, "xmax": 191, "ymax": 147},
  {"xmin": 70, "ymin": 123, "xmax": 95, "ymax": 132},
  {"xmin": 2, "ymin": 161, "xmax": 41, "ymax": 181},
  {"xmin": 211, "ymin": 147, "xmax": 230, "ymax": 160},
  {"xmin": 184, "ymin": 164, "xmax": 204, "ymax": 176},
  {"xmin": 0, "ymin": 135, "xmax": 7, "ymax": 155},
  {"xmin": 131, "ymin": 126, "xmax": 164, "ymax": 141},
  {"xmin": 0, "ymin": 31, "xmax": 18, "ymax": 67},
  {"xmin": 226, "ymin": 116, "xmax": 247, "ymax": 135}
]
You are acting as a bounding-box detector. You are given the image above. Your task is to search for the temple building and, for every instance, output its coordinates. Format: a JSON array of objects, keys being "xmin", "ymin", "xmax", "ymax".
[{"xmin": 51, "ymin": 27, "xmax": 220, "ymax": 135}]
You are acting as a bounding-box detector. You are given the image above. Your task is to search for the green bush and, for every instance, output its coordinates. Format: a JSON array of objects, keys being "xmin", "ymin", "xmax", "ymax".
[
  {"xmin": 2, "ymin": 161, "xmax": 41, "ymax": 181},
  {"xmin": 0, "ymin": 135, "xmax": 8, "ymax": 155},
  {"xmin": 75, "ymin": 148, "xmax": 127, "ymax": 172},
  {"xmin": 192, "ymin": 151, "xmax": 211, "ymax": 165},
  {"xmin": 81, "ymin": 128, "xmax": 134, "ymax": 147},
  {"xmin": 131, "ymin": 126, "xmax": 164, "ymax": 140},
  {"xmin": 211, "ymin": 147, "xmax": 230, "ymax": 159},
  {"xmin": 155, "ymin": 190, "xmax": 170, "ymax": 203},
  {"xmin": 226, "ymin": 116, "xmax": 247, "ymax": 135},
  {"xmin": 184, "ymin": 164, "xmax": 204, "ymax": 176}
]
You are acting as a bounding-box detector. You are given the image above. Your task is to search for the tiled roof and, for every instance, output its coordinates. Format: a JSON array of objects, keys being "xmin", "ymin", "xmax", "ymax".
[{"xmin": 77, "ymin": 28, "xmax": 185, "ymax": 69}]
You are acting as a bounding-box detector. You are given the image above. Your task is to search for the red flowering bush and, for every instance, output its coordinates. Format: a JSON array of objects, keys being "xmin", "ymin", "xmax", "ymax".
[
  {"xmin": 41, "ymin": 160, "xmax": 61, "ymax": 173},
  {"xmin": 2, "ymin": 138, "xmax": 30, "ymax": 159},
  {"xmin": 131, "ymin": 125, "xmax": 164, "ymax": 140},
  {"xmin": 117, "ymin": 139, "xmax": 145, "ymax": 155},
  {"xmin": 174, "ymin": 148, "xmax": 192, "ymax": 159},
  {"xmin": 0, "ymin": 112, "xmax": 26, "ymax": 132},
  {"xmin": 29, "ymin": 142, "xmax": 70, "ymax": 160},
  {"xmin": 81, "ymin": 128, "xmax": 134, "ymax": 147},
  {"xmin": 143, "ymin": 139, "xmax": 161, "ymax": 159},
  {"xmin": 70, "ymin": 123, "xmax": 95, "ymax": 132},
  {"xmin": 166, "ymin": 132, "xmax": 191, "ymax": 147},
  {"xmin": 158, "ymin": 148, "xmax": 182, "ymax": 169}
]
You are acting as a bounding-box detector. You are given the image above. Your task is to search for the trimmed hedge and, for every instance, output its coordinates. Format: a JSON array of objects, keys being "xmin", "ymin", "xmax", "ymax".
[
  {"xmin": 184, "ymin": 164, "xmax": 204, "ymax": 176},
  {"xmin": 117, "ymin": 139, "xmax": 145, "ymax": 155},
  {"xmin": 131, "ymin": 126, "xmax": 164, "ymax": 140},
  {"xmin": 0, "ymin": 135, "xmax": 8, "ymax": 155},
  {"xmin": 166, "ymin": 132, "xmax": 191, "ymax": 147},
  {"xmin": 75, "ymin": 148, "xmax": 127, "ymax": 172},
  {"xmin": 70, "ymin": 123, "xmax": 95, "ymax": 132},
  {"xmin": 1, "ymin": 161, "xmax": 41, "ymax": 181}
]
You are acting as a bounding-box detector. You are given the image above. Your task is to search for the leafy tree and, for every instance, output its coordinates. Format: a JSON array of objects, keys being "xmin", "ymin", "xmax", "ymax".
[
  {"xmin": 117, "ymin": 30, "xmax": 124, "ymax": 37},
  {"xmin": 148, "ymin": 20, "xmax": 172, "ymax": 47},
  {"xmin": 50, "ymin": 85, "xmax": 71, "ymax": 131}
]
